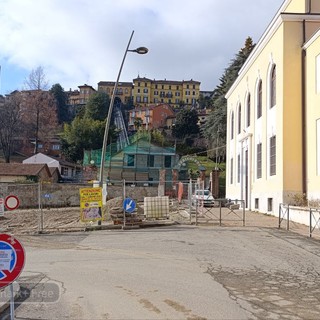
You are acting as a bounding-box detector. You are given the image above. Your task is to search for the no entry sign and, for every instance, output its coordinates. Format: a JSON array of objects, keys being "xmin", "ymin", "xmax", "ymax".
[
  {"xmin": 0, "ymin": 234, "xmax": 25, "ymax": 289},
  {"xmin": 4, "ymin": 195, "xmax": 20, "ymax": 211}
]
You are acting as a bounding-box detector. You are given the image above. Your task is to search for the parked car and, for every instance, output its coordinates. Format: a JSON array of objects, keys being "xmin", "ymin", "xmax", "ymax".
[{"xmin": 192, "ymin": 189, "xmax": 215, "ymax": 206}]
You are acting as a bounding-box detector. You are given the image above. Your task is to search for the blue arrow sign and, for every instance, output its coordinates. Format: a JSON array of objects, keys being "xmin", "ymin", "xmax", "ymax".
[{"xmin": 123, "ymin": 197, "xmax": 136, "ymax": 213}]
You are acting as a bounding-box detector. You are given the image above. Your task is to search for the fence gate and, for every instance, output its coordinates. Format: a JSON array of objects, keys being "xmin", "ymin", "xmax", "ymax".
[{"xmin": 188, "ymin": 180, "xmax": 246, "ymax": 226}]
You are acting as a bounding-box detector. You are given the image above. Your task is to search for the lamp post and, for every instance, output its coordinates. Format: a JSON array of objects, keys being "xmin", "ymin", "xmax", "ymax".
[{"xmin": 99, "ymin": 30, "xmax": 148, "ymax": 188}]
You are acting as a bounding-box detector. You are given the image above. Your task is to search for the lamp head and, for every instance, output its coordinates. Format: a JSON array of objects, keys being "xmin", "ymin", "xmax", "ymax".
[{"xmin": 130, "ymin": 47, "xmax": 148, "ymax": 54}]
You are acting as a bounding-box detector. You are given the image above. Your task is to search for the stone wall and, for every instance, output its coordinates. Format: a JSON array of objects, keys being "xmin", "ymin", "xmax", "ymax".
[
  {"xmin": 106, "ymin": 185, "xmax": 158, "ymax": 202},
  {"xmin": 0, "ymin": 183, "xmax": 159, "ymax": 208}
]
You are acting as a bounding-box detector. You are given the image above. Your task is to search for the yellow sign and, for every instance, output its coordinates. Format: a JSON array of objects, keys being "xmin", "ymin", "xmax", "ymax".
[{"xmin": 79, "ymin": 187, "xmax": 103, "ymax": 222}]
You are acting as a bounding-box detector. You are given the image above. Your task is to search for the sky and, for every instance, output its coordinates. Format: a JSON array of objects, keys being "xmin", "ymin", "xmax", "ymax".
[{"xmin": 0, "ymin": 0, "xmax": 284, "ymax": 95}]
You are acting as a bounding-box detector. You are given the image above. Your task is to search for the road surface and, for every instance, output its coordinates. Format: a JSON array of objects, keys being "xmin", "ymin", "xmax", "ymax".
[{"xmin": 2, "ymin": 225, "xmax": 320, "ymax": 319}]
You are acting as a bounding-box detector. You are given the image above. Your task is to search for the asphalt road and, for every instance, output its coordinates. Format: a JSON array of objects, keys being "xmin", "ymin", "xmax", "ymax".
[{"xmin": 2, "ymin": 224, "xmax": 320, "ymax": 320}]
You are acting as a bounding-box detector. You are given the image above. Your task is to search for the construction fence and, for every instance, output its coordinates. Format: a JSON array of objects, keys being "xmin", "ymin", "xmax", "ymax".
[{"xmin": 0, "ymin": 180, "xmax": 246, "ymax": 233}]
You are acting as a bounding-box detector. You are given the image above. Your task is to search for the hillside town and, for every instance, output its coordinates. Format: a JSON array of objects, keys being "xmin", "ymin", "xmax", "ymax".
[{"xmin": 1, "ymin": 0, "xmax": 320, "ymax": 319}]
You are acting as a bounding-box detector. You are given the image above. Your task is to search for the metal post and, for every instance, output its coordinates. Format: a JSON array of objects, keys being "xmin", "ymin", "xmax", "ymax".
[
  {"xmin": 278, "ymin": 203, "xmax": 281, "ymax": 228},
  {"xmin": 242, "ymin": 200, "xmax": 245, "ymax": 226},
  {"xmin": 98, "ymin": 31, "xmax": 147, "ymax": 227},
  {"xmin": 287, "ymin": 204, "xmax": 290, "ymax": 231},
  {"xmin": 219, "ymin": 200, "xmax": 222, "ymax": 226},
  {"xmin": 99, "ymin": 30, "xmax": 135, "ymax": 185},
  {"xmin": 309, "ymin": 208, "xmax": 312, "ymax": 238},
  {"xmin": 123, "ymin": 179, "xmax": 126, "ymax": 229},
  {"xmin": 38, "ymin": 182, "xmax": 43, "ymax": 233},
  {"xmin": 10, "ymin": 283, "xmax": 14, "ymax": 320},
  {"xmin": 189, "ymin": 179, "xmax": 192, "ymax": 223},
  {"xmin": 195, "ymin": 198, "xmax": 198, "ymax": 226}
]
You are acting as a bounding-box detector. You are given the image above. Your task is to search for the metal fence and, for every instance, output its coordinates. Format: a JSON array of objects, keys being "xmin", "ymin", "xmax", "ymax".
[
  {"xmin": 279, "ymin": 203, "xmax": 320, "ymax": 238},
  {"xmin": 192, "ymin": 198, "xmax": 246, "ymax": 226},
  {"xmin": 0, "ymin": 180, "xmax": 247, "ymax": 233}
]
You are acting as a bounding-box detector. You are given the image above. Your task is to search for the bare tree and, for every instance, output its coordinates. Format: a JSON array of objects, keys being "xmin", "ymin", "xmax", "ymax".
[
  {"xmin": 0, "ymin": 92, "xmax": 23, "ymax": 162},
  {"xmin": 22, "ymin": 90, "xmax": 58, "ymax": 154},
  {"xmin": 24, "ymin": 66, "xmax": 49, "ymax": 90},
  {"xmin": 23, "ymin": 66, "xmax": 58, "ymax": 154}
]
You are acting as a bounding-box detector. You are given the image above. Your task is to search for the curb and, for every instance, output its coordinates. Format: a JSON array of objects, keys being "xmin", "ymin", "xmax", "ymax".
[
  {"xmin": 0, "ymin": 281, "xmax": 20, "ymax": 313},
  {"xmin": 84, "ymin": 220, "xmax": 178, "ymax": 231}
]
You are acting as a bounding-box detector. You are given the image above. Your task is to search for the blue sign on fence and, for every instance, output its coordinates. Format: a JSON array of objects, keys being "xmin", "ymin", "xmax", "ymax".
[{"xmin": 123, "ymin": 198, "xmax": 136, "ymax": 213}]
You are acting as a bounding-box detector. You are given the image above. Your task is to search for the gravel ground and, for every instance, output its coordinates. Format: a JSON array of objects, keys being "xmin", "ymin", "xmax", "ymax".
[
  {"xmin": 0, "ymin": 207, "xmax": 84, "ymax": 234},
  {"xmin": 0, "ymin": 199, "xmax": 318, "ymax": 241}
]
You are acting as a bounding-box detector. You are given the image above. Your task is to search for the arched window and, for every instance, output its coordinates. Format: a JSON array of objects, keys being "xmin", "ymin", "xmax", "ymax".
[
  {"xmin": 231, "ymin": 112, "xmax": 234, "ymax": 140},
  {"xmin": 246, "ymin": 94, "xmax": 251, "ymax": 127},
  {"xmin": 270, "ymin": 65, "xmax": 276, "ymax": 108},
  {"xmin": 238, "ymin": 104, "xmax": 241, "ymax": 134},
  {"xmin": 257, "ymin": 80, "xmax": 262, "ymax": 119}
]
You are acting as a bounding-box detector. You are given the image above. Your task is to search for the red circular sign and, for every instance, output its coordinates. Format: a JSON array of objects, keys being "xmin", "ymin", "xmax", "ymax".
[
  {"xmin": 4, "ymin": 195, "xmax": 20, "ymax": 211},
  {"xmin": 0, "ymin": 234, "xmax": 25, "ymax": 289}
]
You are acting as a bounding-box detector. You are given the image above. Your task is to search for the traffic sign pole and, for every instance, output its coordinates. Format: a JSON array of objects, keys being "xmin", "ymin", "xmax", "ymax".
[
  {"xmin": 123, "ymin": 179, "xmax": 126, "ymax": 229},
  {"xmin": 10, "ymin": 282, "xmax": 14, "ymax": 320},
  {"xmin": 0, "ymin": 198, "xmax": 4, "ymax": 217}
]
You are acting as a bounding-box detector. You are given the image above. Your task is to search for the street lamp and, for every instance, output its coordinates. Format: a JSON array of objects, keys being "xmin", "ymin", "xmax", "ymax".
[{"xmin": 98, "ymin": 30, "xmax": 148, "ymax": 188}]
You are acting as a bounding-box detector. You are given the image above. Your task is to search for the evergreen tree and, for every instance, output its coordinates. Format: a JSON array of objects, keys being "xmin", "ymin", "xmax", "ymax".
[
  {"xmin": 203, "ymin": 37, "xmax": 255, "ymax": 161},
  {"xmin": 0, "ymin": 93, "xmax": 23, "ymax": 162},
  {"xmin": 50, "ymin": 83, "xmax": 69, "ymax": 123},
  {"xmin": 61, "ymin": 117, "xmax": 105, "ymax": 162},
  {"xmin": 173, "ymin": 108, "xmax": 199, "ymax": 139},
  {"xmin": 84, "ymin": 92, "xmax": 110, "ymax": 121},
  {"xmin": 61, "ymin": 91, "xmax": 117, "ymax": 162}
]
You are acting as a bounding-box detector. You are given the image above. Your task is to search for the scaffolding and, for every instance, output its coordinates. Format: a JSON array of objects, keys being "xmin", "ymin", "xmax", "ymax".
[{"xmin": 83, "ymin": 131, "xmax": 177, "ymax": 183}]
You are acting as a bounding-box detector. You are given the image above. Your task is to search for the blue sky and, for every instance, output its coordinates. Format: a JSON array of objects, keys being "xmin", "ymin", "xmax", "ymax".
[{"xmin": 0, "ymin": 0, "xmax": 284, "ymax": 95}]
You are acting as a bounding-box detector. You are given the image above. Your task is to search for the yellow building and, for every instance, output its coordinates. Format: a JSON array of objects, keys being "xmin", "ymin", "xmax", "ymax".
[
  {"xmin": 97, "ymin": 81, "xmax": 133, "ymax": 104},
  {"xmin": 67, "ymin": 84, "xmax": 96, "ymax": 106},
  {"xmin": 132, "ymin": 77, "xmax": 200, "ymax": 108},
  {"xmin": 226, "ymin": 0, "xmax": 320, "ymax": 214},
  {"xmin": 304, "ymin": 26, "xmax": 320, "ymax": 201}
]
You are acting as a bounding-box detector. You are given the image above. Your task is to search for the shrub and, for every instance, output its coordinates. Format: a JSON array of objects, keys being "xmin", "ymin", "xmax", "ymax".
[{"xmin": 288, "ymin": 193, "xmax": 308, "ymax": 207}]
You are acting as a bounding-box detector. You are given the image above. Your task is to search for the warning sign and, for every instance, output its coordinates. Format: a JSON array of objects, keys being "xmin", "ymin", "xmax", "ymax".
[{"xmin": 79, "ymin": 187, "xmax": 103, "ymax": 222}]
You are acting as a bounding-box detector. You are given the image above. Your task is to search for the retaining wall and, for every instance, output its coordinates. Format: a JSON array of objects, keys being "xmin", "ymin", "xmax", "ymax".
[{"xmin": 0, "ymin": 183, "xmax": 159, "ymax": 208}]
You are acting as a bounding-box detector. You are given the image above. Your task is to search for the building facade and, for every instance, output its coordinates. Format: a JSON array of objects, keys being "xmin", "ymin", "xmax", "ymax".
[
  {"xmin": 67, "ymin": 84, "xmax": 96, "ymax": 106},
  {"xmin": 128, "ymin": 104, "xmax": 175, "ymax": 131},
  {"xmin": 84, "ymin": 133, "xmax": 178, "ymax": 184},
  {"xmin": 68, "ymin": 78, "xmax": 201, "ymax": 110},
  {"xmin": 23, "ymin": 152, "xmax": 82, "ymax": 180},
  {"xmin": 97, "ymin": 81, "xmax": 133, "ymax": 104},
  {"xmin": 132, "ymin": 77, "xmax": 200, "ymax": 109},
  {"xmin": 0, "ymin": 163, "xmax": 53, "ymax": 183},
  {"xmin": 226, "ymin": 0, "xmax": 320, "ymax": 214}
]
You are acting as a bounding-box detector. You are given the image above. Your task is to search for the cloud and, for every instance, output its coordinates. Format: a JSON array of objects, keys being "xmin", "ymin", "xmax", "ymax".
[{"xmin": 0, "ymin": 0, "xmax": 284, "ymax": 92}]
